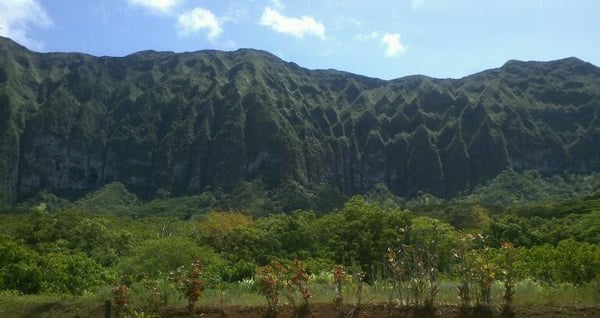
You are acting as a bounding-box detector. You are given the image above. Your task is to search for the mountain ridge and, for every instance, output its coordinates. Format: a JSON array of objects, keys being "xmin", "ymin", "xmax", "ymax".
[{"xmin": 1, "ymin": 36, "xmax": 599, "ymax": 204}]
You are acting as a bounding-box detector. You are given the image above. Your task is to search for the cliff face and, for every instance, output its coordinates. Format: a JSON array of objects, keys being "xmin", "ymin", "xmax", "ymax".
[{"xmin": 1, "ymin": 36, "xmax": 600, "ymax": 203}]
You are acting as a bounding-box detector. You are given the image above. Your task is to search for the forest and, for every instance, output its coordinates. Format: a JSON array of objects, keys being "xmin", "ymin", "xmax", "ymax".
[{"xmin": 1, "ymin": 179, "xmax": 600, "ymax": 317}]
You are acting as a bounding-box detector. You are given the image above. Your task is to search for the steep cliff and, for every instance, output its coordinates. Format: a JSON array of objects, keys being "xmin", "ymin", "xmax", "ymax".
[{"xmin": 1, "ymin": 36, "xmax": 599, "ymax": 203}]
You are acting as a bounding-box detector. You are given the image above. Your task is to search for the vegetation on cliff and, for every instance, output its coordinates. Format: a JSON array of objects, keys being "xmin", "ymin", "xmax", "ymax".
[{"xmin": 1, "ymin": 36, "xmax": 600, "ymax": 206}]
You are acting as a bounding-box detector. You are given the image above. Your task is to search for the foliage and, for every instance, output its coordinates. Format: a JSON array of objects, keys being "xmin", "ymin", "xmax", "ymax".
[
  {"xmin": 256, "ymin": 260, "xmax": 288, "ymax": 314},
  {"xmin": 256, "ymin": 259, "xmax": 312, "ymax": 315},
  {"xmin": 321, "ymin": 196, "xmax": 412, "ymax": 270},
  {"xmin": 131, "ymin": 192, "xmax": 216, "ymax": 218},
  {"xmin": 386, "ymin": 224, "xmax": 441, "ymax": 308},
  {"xmin": 0, "ymin": 236, "xmax": 41, "ymax": 294},
  {"xmin": 118, "ymin": 237, "xmax": 222, "ymax": 280},
  {"xmin": 0, "ymin": 192, "xmax": 599, "ymax": 310},
  {"xmin": 216, "ymin": 180, "xmax": 279, "ymax": 216},
  {"xmin": 73, "ymin": 182, "xmax": 139, "ymax": 215},
  {"xmin": 171, "ymin": 259, "xmax": 205, "ymax": 312},
  {"xmin": 130, "ymin": 277, "xmax": 179, "ymax": 313},
  {"xmin": 332, "ymin": 264, "xmax": 347, "ymax": 316},
  {"xmin": 454, "ymin": 233, "xmax": 497, "ymax": 309},
  {"xmin": 41, "ymin": 252, "xmax": 112, "ymax": 295},
  {"xmin": 364, "ymin": 183, "xmax": 404, "ymax": 209},
  {"xmin": 112, "ymin": 281, "xmax": 130, "ymax": 317},
  {"xmin": 512, "ymin": 239, "xmax": 600, "ymax": 284},
  {"xmin": 501, "ymin": 242, "xmax": 515, "ymax": 315},
  {"xmin": 466, "ymin": 170, "xmax": 600, "ymax": 208},
  {"xmin": 193, "ymin": 211, "xmax": 253, "ymax": 250}
]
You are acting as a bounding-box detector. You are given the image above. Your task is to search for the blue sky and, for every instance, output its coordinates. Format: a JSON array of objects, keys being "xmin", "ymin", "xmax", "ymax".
[{"xmin": 1, "ymin": 0, "xmax": 599, "ymax": 80}]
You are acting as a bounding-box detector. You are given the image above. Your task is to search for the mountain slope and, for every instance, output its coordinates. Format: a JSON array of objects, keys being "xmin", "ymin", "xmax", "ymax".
[{"xmin": 1, "ymin": 36, "xmax": 599, "ymax": 203}]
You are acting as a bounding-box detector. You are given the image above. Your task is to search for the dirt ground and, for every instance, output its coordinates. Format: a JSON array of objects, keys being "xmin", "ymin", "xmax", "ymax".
[
  {"xmin": 185, "ymin": 304, "xmax": 600, "ymax": 318},
  {"xmin": 7, "ymin": 303, "xmax": 600, "ymax": 318},
  {"xmin": 9, "ymin": 302, "xmax": 600, "ymax": 318}
]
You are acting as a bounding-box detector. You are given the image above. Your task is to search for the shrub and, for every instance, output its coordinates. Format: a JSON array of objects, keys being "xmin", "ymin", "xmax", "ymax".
[
  {"xmin": 171, "ymin": 259, "xmax": 205, "ymax": 313},
  {"xmin": 256, "ymin": 259, "xmax": 312, "ymax": 317}
]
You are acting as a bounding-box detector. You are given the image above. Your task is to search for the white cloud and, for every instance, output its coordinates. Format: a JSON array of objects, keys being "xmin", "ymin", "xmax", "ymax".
[
  {"xmin": 381, "ymin": 33, "xmax": 405, "ymax": 57},
  {"xmin": 0, "ymin": 0, "xmax": 52, "ymax": 50},
  {"xmin": 128, "ymin": 0, "xmax": 182, "ymax": 15},
  {"xmin": 412, "ymin": 0, "xmax": 425, "ymax": 9},
  {"xmin": 176, "ymin": 7, "xmax": 222, "ymax": 40},
  {"xmin": 260, "ymin": 7, "xmax": 325, "ymax": 39}
]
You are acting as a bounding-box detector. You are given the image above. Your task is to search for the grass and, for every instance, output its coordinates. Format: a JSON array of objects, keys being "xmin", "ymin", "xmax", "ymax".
[
  {"xmin": 195, "ymin": 279, "xmax": 600, "ymax": 308},
  {"xmin": 1, "ymin": 280, "xmax": 599, "ymax": 317},
  {"xmin": 512, "ymin": 279, "xmax": 600, "ymax": 306},
  {"xmin": 0, "ymin": 291, "xmax": 102, "ymax": 318}
]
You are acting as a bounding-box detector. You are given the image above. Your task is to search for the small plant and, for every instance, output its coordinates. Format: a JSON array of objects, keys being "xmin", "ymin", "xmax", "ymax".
[
  {"xmin": 172, "ymin": 259, "xmax": 205, "ymax": 314},
  {"xmin": 128, "ymin": 309, "xmax": 160, "ymax": 318},
  {"xmin": 455, "ymin": 233, "xmax": 498, "ymax": 310},
  {"xmin": 425, "ymin": 238, "xmax": 440, "ymax": 309},
  {"xmin": 111, "ymin": 281, "xmax": 130, "ymax": 318},
  {"xmin": 138, "ymin": 276, "xmax": 178, "ymax": 313},
  {"xmin": 386, "ymin": 227, "xmax": 411, "ymax": 307},
  {"xmin": 257, "ymin": 260, "xmax": 288, "ymax": 317},
  {"xmin": 501, "ymin": 242, "xmax": 515, "ymax": 317},
  {"xmin": 455, "ymin": 234, "xmax": 471, "ymax": 308},
  {"xmin": 332, "ymin": 264, "xmax": 347, "ymax": 317},
  {"xmin": 256, "ymin": 259, "xmax": 312, "ymax": 318},
  {"xmin": 387, "ymin": 226, "xmax": 440, "ymax": 309},
  {"xmin": 471, "ymin": 259, "xmax": 497, "ymax": 308},
  {"xmin": 350, "ymin": 271, "xmax": 365, "ymax": 318},
  {"xmin": 287, "ymin": 260, "xmax": 311, "ymax": 317},
  {"xmin": 145, "ymin": 281, "xmax": 163, "ymax": 311}
]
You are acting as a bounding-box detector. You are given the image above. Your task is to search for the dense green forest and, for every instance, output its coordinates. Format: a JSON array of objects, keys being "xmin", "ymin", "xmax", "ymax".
[{"xmin": 2, "ymin": 181, "xmax": 600, "ymax": 303}]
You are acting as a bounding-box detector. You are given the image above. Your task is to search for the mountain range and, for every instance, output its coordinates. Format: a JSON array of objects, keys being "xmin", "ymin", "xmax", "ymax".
[{"xmin": 1, "ymin": 36, "xmax": 599, "ymax": 205}]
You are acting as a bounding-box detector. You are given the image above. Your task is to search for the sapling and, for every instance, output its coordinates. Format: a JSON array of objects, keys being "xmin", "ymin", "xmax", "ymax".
[
  {"xmin": 501, "ymin": 242, "xmax": 515, "ymax": 317},
  {"xmin": 455, "ymin": 234, "xmax": 471, "ymax": 309},
  {"xmin": 111, "ymin": 281, "xmax": 130, "ymax": 318},
  {"xmin": 332, "ymin": 264, "xmax": 347, "ymax": 316},
  {"xmin": 349, "ymin": 271, "xmax": 365, "ymax": 318},
  {"xmin": 257, "ymin": 259, "xmax": 312, "ymax": 318},
  {"xmin": 288, "ymin": 259, "xmax": 311, "ymax": 317},
  {"xmin": 171, "ymin": 259, "xmax": 205, "ymax": 314},
  {"xmin": 257, "ymin": 260, "xmax": 288, "ymax": 317}
]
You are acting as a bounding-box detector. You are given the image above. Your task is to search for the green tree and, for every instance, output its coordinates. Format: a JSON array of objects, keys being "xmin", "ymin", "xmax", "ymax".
[
  {"xmin": 118, "ymin": 237, "xmax": 223, "ymax": 280},
  {"xmin": 319, "ymin": 196, "xmax": 412, "ymax": 270},
  {"xmin": 41, "ymin": 252, "xmax": 110, "ymax": 295},
  {"xmin": 0, "ymin": 236, "xmax": 42, "ymax": 293}
]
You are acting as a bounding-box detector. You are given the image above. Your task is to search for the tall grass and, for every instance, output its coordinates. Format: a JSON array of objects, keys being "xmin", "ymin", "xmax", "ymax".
[{"xmin": 1, "ymin": 279, "xmax": 599, "ymax": 317}]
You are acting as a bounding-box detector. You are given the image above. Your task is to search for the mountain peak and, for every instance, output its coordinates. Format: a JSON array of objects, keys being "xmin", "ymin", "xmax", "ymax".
[{"xmin": 500, "ymin": 57, "xmax": 598, "ymax": 75}]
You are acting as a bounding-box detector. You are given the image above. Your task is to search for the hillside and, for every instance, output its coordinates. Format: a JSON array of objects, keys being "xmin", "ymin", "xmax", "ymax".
[{"xmin": 1, "ymin": 36, "xmax": 600, "ymax": 204}]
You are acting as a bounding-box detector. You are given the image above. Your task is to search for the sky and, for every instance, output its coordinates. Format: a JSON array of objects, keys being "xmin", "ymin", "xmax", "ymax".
[{"xmin": 0, "ymin": 0, "xmax": 599, "ymax": 80}]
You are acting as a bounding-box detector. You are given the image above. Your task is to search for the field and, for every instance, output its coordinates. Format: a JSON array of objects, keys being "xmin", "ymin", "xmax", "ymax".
[{"xmin": 2, "ymin": 280, "xmax": 600, "ymax": 318}]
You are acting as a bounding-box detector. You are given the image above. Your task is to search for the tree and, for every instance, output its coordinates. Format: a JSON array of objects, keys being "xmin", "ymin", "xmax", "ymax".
[
  {"xmin": 0, "ymin": 236, "xmax": 42, "ymax": 294},
  {"xmin": 118, "ymin": 237, "xmax": 223, "ymax": 280},
  {"xmin": 41, "ymin": 252, "xmax": 110, "ymax": 295}
]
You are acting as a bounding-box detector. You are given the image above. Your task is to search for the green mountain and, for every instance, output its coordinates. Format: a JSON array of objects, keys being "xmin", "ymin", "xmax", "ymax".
[{"xmin": 1, "ymin": 36, "xmax": 599, "ymax": 204}]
